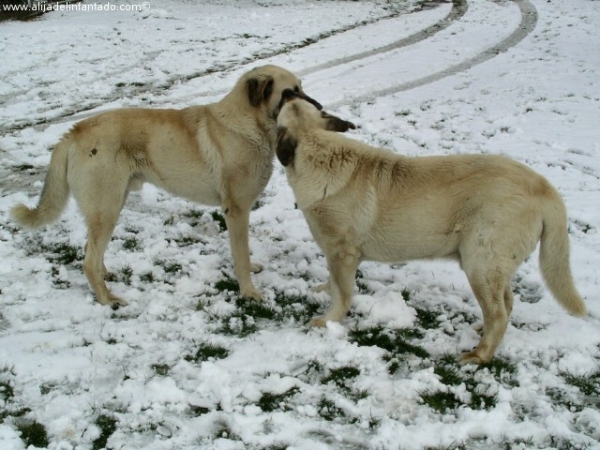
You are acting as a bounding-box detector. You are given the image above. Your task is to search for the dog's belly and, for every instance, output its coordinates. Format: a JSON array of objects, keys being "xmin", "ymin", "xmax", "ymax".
[
  {"xmin": 143, "ymin": 169, "xmax": 222, "ymax": 206},
  {"xmin": 360, "ymin": 231, "xmax": 460, "ymax": 263}
]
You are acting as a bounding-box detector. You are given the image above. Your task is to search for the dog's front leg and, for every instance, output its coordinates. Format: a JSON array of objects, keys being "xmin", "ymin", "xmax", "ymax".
[
  {"xmin": 222, "ymin": 202, "xmax": 262, "ymax": 301},
  {"xmin": 310, "ymin": 251, "xmax": 359, "ymax": 327}
]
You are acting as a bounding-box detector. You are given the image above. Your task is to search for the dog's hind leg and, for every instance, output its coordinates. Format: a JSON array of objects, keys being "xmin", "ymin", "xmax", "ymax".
[
  {"xmin": 72, "ymin": 168, "xmax": 130, "ymax": 308},
  {"xmin": 83, "ymin": 208, "xmax": 127, "ymax": 308},
  {"xmin": 459, "ymin": 268, "xmax": 511, "ymax": 364},
  {"xmin": 311, "ymin": 251, "xmax": 359, "ymax": 327}
]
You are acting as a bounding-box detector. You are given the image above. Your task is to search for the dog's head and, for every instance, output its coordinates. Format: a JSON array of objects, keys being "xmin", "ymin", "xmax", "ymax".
[
  {"xmin": 275, "ymin": 95, "xmax": 356, "ymax": 166},
  {"xmin": 240, "ymin": 65, "xmax": 322, "ymax": 120}
]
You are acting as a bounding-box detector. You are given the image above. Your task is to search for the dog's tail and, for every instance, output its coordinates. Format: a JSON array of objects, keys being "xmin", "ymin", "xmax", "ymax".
[
  {"xmin": 538, "ymin": 190, "xmax": 586, "ymax": 316},
  {"xmin": 11, "ymin": 134, "xmax": 72, "ymax": 229}
]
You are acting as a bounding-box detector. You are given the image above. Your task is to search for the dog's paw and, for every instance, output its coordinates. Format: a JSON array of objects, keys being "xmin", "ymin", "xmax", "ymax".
[
  {"xmin": 250, "ymin": 262, "xmax": 263, "ymax": 274},
  {"xmin": 97, "ymin": 293, "xmax": 128, "ymax": 309},
  {"xmin": 313, "ymin": 282, "xmax": 330, "ymax": 294},
  {"xmin": 458, "ymin": 350, "xmax": 488, "ymax": 365},
  {"xmin": 309, "ymin": 316, "xmax": 328, "ymax": 328},
  {"xmin": 241, "ymin": 287, "xmax": 262, "ymax": 301}
]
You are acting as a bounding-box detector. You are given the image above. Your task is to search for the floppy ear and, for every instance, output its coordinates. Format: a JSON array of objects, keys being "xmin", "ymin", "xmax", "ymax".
[
  {"xmin": 247, "ymin": 76, "xmax": 275, "ymax": 107},
  {"xmin": 323, "ymin": 112, "xmax": 357, "ymax": 133},
  {"xmin": 275, "ymin": 127, "xmax": 297, "ymax": 167}
]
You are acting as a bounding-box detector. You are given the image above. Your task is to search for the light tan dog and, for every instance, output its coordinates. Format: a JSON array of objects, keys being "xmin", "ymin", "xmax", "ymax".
[
  {"xmin": 275, "ymin": 95, "xmax": 586, "ymax": 364},
  {"xmin": 11, "ymin": 65, "xmax": 322, "ymax": 309}
]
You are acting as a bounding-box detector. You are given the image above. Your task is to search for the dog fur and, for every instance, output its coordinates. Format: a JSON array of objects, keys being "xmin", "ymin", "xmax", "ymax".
[
  {"xmin": 11, "ymin": 65, "xmax": 321, "ymax": 308},
  {"xmin": 275, "ymin": 96, "xmax": 586, "ymax": 364}
]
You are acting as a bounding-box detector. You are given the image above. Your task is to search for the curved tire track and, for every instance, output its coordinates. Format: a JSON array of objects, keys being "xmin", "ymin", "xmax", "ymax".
[
  {"xmin": 299, "ymin": 0, "xmax": 467, "ymax": 77},
  {"xmin": 327, "ymin": 0, "xmax": 537, "ymax": 109},
  {"xmin": 2, "ymin": 1, "xmax": 465, "ymax": 134}
]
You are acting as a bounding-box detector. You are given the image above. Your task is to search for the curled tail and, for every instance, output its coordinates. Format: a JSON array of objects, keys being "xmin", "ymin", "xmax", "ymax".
[
  {"xmin": 10, "ymin": 135, "xmax": 72, "ymax": 229},
  {"xmin": 538, "ymin": 191, "xmax": 586, "ymax": 316}
]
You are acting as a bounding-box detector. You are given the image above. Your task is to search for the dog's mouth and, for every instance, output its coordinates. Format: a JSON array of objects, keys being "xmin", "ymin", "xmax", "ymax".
[{"xmin": 276, "ymin": 89, "xmax": 322, "ymax": 116}]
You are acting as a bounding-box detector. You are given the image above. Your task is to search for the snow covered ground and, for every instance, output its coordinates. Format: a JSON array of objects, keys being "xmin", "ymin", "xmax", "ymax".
[{"xmin": 1, "ymin": 0, "xmax": 599, "ymax": 449}]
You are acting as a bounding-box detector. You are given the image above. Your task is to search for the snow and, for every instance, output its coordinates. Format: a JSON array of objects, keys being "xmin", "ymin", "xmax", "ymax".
[{"xmin": 1, "ymin": 0, "xmax": 599, "ymax": 449}]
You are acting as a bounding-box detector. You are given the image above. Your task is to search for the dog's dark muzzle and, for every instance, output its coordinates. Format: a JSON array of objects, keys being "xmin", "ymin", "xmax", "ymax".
[{"xmin": 278, "ymin": 89, "xmax": 323, "ymax": 113}]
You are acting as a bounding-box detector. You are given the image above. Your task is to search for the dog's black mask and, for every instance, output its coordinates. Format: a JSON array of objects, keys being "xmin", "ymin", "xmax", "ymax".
[{"xmin": 278, "ymin": 89, "xmax": 323, "ymax": 114}]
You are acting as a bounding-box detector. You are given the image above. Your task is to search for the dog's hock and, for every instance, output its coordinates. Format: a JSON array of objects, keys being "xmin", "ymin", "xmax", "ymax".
[{"xmin": 275, "ymin": 127, "xmax": 297, "ymax": 167}]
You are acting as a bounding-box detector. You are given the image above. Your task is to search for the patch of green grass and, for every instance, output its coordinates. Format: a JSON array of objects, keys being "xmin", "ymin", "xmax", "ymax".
[
  {"xmin": 321, "ymin": 366, "xmax": 360, "ymax": 388},
  {"xmin": 395, "ymin": 109, "xmax": 412, "ymax": 117},
  {"xmin": 92, "ymin": 414, "xmax": 118, "ymax": 450},
  {"xmin": 546, "ymin": 387, "xmax": 583, "ymax": 412},
  {"xmin": 468, "ymin": 386, "xmax": 498, "ymax": 411},
  {"xmin": 46, "ymin": 242, "xmax": 82, "ymax": 265},
  {"xmin": 184, "ymin": 209, "xmax": 204, "ymax": 219},
  {"xmin": 434, "ymin": 361, "xmax": 463, "ymax": 386},
  {"xmin": 0, "ymin": 381, "xmax": 13, "ymax": 401},
  {"xmin": 122, "ymin": 237, "xmax": 138, "ymax": 250},
  {"xmin": 235, "ymin": 297, "xmax": 276, "ymax": 320},
  {"xmin": 140, "ymin": 272, "xmax": 154, "ymax": 283},
  {"xmin": 421, "ymin": 390, "xmax": 463, "ymax": 413},
  {"xmin": 317, "ymin": 397, "xmax": 346, "ymax": 422},
  {"xmin": 17, "ymin": 420, "xmax": 49, "ymax": 449},
  {"xmin": 189, "ymin": 405, "xmax": 211, "ymax": 416},
  {"xmin": 274, "ymin": 292, "xmax": 322, "ymax": 323},
  {"xmin": 414, "ymin": 307, "xmax": 440, "ymax": 330},
  {"xmin": 40, "ymin": 384, "xmax": 53, "ymax": 395},
  {"xmin": 163, "ymin": 262, "xmax": 182, "ymax": 274},
  {"xmin": 173, "ymin": 236, "xmax": 200, "ymax": 247},
  {"xmin": 401, "ymin": 287, "xmax": 411, "ymax": 301},
  {"xmin": 13, "ymin": 164, "xmax": 35, "ymax": 172},
  {"xmin": 297, "ymin": 359, "xmax": 325, "ymax": 384},
  {"xmin": 262, "ymin": 445, "xmax": 288, "ymax": 450},
  {"xmin": 430, "ymin": 355, "xmax": 501, "ymax": 410},
  {"xmin": 152, "ymin": 364, "xmax": 170, "ymax": 377},
  {"xmin": 50, "ymin": 266, "xmax": 71, "ymax": 289},
  {"xmin": 211, "ymin": 210, "xmax": 227, "ymax": 232},
  {"xmin": 479, "ymin": 357, "xmax": 517, "ymax": 380},
  {"xmin": 217, "ymin": 314, "xmax": 258, "ymax": 337},
  {"xmin": 214, "ymin": 275, "xmax": 240, "ymax": 294},
  {"xmin": 118, "ymin": 267, "xmax": 133, "ymax": 285},
  {"xmin": 257, "ymin": 386, "xmax": 300, "ymax": 412},
  {"xmin": 321, "ymin": 366, "xmax": 369, "ymax": 402},
  {"xmin": 185, "ymin": 343, "xmax": 229, "ymax": 363},
  {"xmin": 423, "ymin": 443, "xmax": 467, "ymax": 450},
  {"xmin": 349, "ymin": 326, "xmax": 429, "ymax": 358},
  {"xmin": 212, "ymin": 420, "xmax": 240, "ymax": 441},
  {"xmin": 355, "ymin": 270, "xmax": 370, "ymax": 294},
  {"xmin": 562, "ymin": 370, "xmax": 600, "ymax": 397}
]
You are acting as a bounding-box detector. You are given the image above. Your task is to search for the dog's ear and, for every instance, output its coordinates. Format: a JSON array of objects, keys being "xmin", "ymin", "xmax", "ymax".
[
  {"xmin": 275, "ymin": 127, "xmax": 297, "ymax": 167},
  {"xmin": 247, "ymin": 76, "xmax": 275, "ymax": 107},
  {"xmin": 322, "ymin": 112, "xmax": 357, "ymax": 133}
]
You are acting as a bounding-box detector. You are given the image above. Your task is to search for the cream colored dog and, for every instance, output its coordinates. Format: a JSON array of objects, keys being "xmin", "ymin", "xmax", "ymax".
[
  {"xmin": 275, "ymin": 95, "xmax": 586, "ymax": 364},
  {"xmin": 11, "ymin": 65, "xmax": 322, "ymax": 309}
]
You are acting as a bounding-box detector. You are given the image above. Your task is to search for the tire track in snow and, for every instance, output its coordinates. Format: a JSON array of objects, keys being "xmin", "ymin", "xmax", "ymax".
[
  {"xmin": 298, "ymin": 0, "xmax": 467, "ymax": 78},
  {"xmin": 1, "ymin": 0, "xmax": 536, "ymax": 195},
  {"xmin": 1, "ymin": 1, "xmax": 463, "ymax": 135},
  {"xmin": 327, "ymin": 0, "xmax": 538, "ymax": 109}
]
